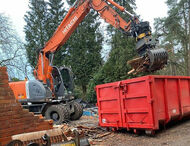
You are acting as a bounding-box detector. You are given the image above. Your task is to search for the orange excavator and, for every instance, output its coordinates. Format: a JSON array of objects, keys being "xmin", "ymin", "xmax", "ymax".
[{"xmin": 9, "ymin": 0, "xmax": 168, "ymax": 124}]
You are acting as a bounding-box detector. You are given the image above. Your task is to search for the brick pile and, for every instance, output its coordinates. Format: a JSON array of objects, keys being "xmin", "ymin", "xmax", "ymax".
[{"xmin": 0, "ymin": 67, "xmax": 53, "ymax": 146}]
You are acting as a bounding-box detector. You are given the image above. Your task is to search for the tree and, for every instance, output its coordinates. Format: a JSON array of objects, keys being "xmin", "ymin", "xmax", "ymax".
[
  {"xmin": 24, "ymin": 0, "xmax": 49, "ymax": 68},
  {"xmin": 154, "ymin": 0, "xmax": 190, "ymax": 76},
  {"xmin": 47, "ymin": 0, "xmax": 66, "ymax": 66},
  {"xmin": 25, "ymin": 0, "xmax": 103, "ymax": 99},
  {"xmin": 0, "ymin": 13, "xmax": 30, "ymax": 79},
  {"xmin": 106, "ymin": 0, "xmax": 137, "ymax": 81},
  {"xmin": 62, "ymin": 0, "xmax": 103, "ymax": 99},
  {"xmin": 87, "ymin": 38, "xmax": 138, "ymax": 102},
  {"xmin": 86, "ymin": 0, "xmax": 141, "ymax": 102},
  {"xmin": 47, "ymin": 0, "xmax": 65, "ymax": 38}
]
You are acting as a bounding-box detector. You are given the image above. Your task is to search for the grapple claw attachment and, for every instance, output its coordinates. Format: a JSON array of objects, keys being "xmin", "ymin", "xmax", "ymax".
[
  {"xmin": 128, "ymin": 48, "xmax": 168, "ymax": 75},
  {"xmin": 147, "ymin": 48, "xmax": 168, "ymax": 72},
  {"xmin": 129, "ymin": 20, "xmax": 168, "ymax": 74}
]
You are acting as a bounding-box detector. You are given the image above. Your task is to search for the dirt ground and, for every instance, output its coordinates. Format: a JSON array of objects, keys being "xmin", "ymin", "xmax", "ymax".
[{"xmin": 69, "ymin": 116, "xmax": 190, "ymax": 146}]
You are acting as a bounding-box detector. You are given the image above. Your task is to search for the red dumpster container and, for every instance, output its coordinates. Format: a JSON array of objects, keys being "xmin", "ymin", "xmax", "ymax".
[{"xmin": 96, "ymin": 75, "xmax": 190, "ymax": 134}]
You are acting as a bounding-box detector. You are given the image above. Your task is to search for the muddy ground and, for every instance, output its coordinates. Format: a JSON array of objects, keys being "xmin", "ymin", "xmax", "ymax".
[{"xmin": 69, "ymin": 116, "xmax": 190, "ymax": 146}]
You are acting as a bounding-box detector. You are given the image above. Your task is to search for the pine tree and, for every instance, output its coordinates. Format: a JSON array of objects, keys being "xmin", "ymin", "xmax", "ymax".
[
  {"xmin": 47, "ymin": 0, "xmax": 65, "ymax": 38},
  {"xmin": 63, "ymin": 0, "xmax": 103, "ymax": 99},
  {"xmin": 154, "ymin": 0, "xmax": 190, "ymax": 76},
  {"xmin": 24, "ymin": 0, "xmax": 49, "ymax": 67},
  {"xmin": 101, "ymin": 0, "xmax": 138, "ymax": 82},
  {"xmin": 86, "ymin": 0, "xmax": 139, "ymax": 102},
  {"xmin": 47, "ymin": 0, "xmax": 66, "ymax": 66}
]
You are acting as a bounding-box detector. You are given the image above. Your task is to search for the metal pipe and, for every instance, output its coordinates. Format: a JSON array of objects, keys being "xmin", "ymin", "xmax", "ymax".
[
  {"xmin": 106, "ymin": 0, "xmax": 134, "ymax": 17},
  {"xmin": 106, "ymin": 0, "xmax": 125, "ymax": 11},
  {"xmin": 124, "ymin": 9, "xmax": 134, "ymax": 17},
  {"xmin": 50, "ymin": 54, "xmax": 54, "ymax": 66},
  {"xmin": 41, "ymin": 53, "xmax": 44, "ymax": 75}
]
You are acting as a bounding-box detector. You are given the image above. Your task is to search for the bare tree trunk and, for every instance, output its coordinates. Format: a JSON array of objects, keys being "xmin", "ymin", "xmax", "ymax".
[
  {"xmin": 183, "ymin": 2, "xmax": 190, "ymax": 76},
  {"xmin": 171, "ymin": 48, "xmax": 177, "ymax": 75},
  {"xmin": 82, "ymin": 85, "xmax": 87, "ymax": 100}
]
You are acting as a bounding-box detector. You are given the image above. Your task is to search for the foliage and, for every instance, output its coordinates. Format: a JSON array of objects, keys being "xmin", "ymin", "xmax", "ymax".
[
  {"xmin": 61, "ymin": 1, "xmax": 103, "ymax": 99},
  {"xmin": 86, "ymin": 37, "xmax": 147, "ymax": 102},
  {"xmin": 86, "ymin": 0, "xmax": 144, "ymax": 102},
  {"xmin": 10, "ymin": 78, "xmax": 21, "ymax": 82},
  {"xmin": 154, "ymin": 0, "xmax": 190, "ymax": 76},
  {"xmin": 47, "ymin": 0, "xmax": 65, "ymax": 38},
  {"xmin": 47, "ymin": 0, "xmax": 66, "ymax": 66},
  {"xmin": 25, "ymin": 0, "xmax": 104, "ymax": 99},
  {"xmin": 24, "ymin": 0, "xmax": 49, "ymax": 68}
]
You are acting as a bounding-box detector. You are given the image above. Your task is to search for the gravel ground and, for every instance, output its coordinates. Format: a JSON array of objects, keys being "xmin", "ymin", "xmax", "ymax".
[{"xmin": 70, "ymin": 116, "xmax": 190, "ymax": 146}]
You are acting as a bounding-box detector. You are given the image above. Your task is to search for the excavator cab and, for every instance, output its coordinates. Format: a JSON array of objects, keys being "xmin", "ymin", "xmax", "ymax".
[
  {"xmin": 60, "ymin": 67, "xmax": 74, "ymax": 93},
  {"xmin": 52, "ymin": 66, "xmax": 74, "ymax": 98}
]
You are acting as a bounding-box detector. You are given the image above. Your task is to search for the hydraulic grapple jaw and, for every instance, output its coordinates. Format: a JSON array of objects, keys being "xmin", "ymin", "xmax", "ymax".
[{"xmin": 128, "ymin": 21, "xmax": 168, "ymax": 74}]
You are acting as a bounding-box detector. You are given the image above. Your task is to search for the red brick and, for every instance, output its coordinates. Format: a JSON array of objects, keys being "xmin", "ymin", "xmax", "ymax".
[
  {"xmin": 0, "ymin": 100, "xmax": 16, "ymax": 104},
  {"xmin": 0, "ymin": 123, "xmax": 10, "ymax": 130},
  {"xmin": 0, "ymin": 111, "xmax": 16, "ymax": 118},
  {"xmin": 0, "ymin": 67, "xmax": 53, "ymax": 145},
  {"xmin": 0, "ymin": 105, "xmax": 22, "ymax": 113},
  {"xmin": 0, "ymin": 80, "xmax": 8, "ymax": 84},
  {"xmin": 11, "ymin": 116, "xmax": 34, "ymax": 124},
  {"xmin": 0, "ymin": 112, "xmax": 31, "ymax": 121},
  {"xmin": 0, "ymin": 84, "xmax": 10, "ymax": 88},
  {"xmin": 0, "ymin": 74, "xmax": 8, "ymax": 78},
  {"xmin": 0, "ymin": 67, "xmax": 7, "ymax": 71},
  {"xmin": 0, "ymin": 128, "xmax": 25, "ymax": 138},
  {"xmin": 24, "ymin": 126, "xmax": 38, "ymax": 133},
  {"xmin": 0, "ymin": 136, "xmax": 11, "ymax": 146}
]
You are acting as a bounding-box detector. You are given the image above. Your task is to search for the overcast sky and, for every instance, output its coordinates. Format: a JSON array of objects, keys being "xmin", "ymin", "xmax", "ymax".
[{"xmin": 0, "ymin": 0, "xmax": 168, "ymax": 40}]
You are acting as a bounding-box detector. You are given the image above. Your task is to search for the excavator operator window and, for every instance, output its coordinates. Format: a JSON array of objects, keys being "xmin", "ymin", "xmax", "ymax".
[
  {"xmin": 52, "ymin": 67, "xmax": 62, "ymax": 93},
  {"xmin": 60, "ymin": 68, "xmax": 74, "ymax": 93}
]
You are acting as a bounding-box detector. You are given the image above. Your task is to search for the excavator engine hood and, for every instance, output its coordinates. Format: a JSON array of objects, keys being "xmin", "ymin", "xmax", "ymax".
[
  {"xmin": 26, "ymin": 80, "xmax": 47, "ymax": 100},
  {"xmin": 9, "ymin": 80, "xmax": 48, "ymax": 101}
]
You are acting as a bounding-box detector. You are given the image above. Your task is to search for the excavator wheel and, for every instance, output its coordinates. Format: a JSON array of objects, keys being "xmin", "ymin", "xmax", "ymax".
[
  {"xmin": 60, "ymin": 104, "xmax": 70, "ymax": 122},
  {"xmin": 70, "ymin": 102, "xmax": 83, "ymax": 121},
  {"xmin": 45, "ymin": 104, "xmax": 69, "ymax": 125}
]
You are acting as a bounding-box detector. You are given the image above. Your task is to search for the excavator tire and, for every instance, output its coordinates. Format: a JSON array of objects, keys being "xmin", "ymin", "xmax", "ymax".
[
  {"xmin": 70, "ymin": 102, "xmax": 83, "ymax": 121},
  {"xmin": 45, "ymin": 104, "xmax": 68, "ymax": 125},
  {"xmin": 60, "ymin": 104, "xmax": 70, "ymax": 122}
]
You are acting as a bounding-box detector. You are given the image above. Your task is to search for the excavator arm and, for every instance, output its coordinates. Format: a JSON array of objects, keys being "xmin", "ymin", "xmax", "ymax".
[{"xmin": 35, "ymin": 0, "xmax": 168, "ymax": 92}]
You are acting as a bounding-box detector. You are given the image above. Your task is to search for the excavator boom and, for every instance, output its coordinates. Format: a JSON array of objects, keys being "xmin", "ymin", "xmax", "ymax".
[
  {"xmin": 35, "ymin": 0, "xmax": 168, "ymax": 93},
  {"xmin": 9, "ymin": 0, "xmax": 168, "ymax": 126}
]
